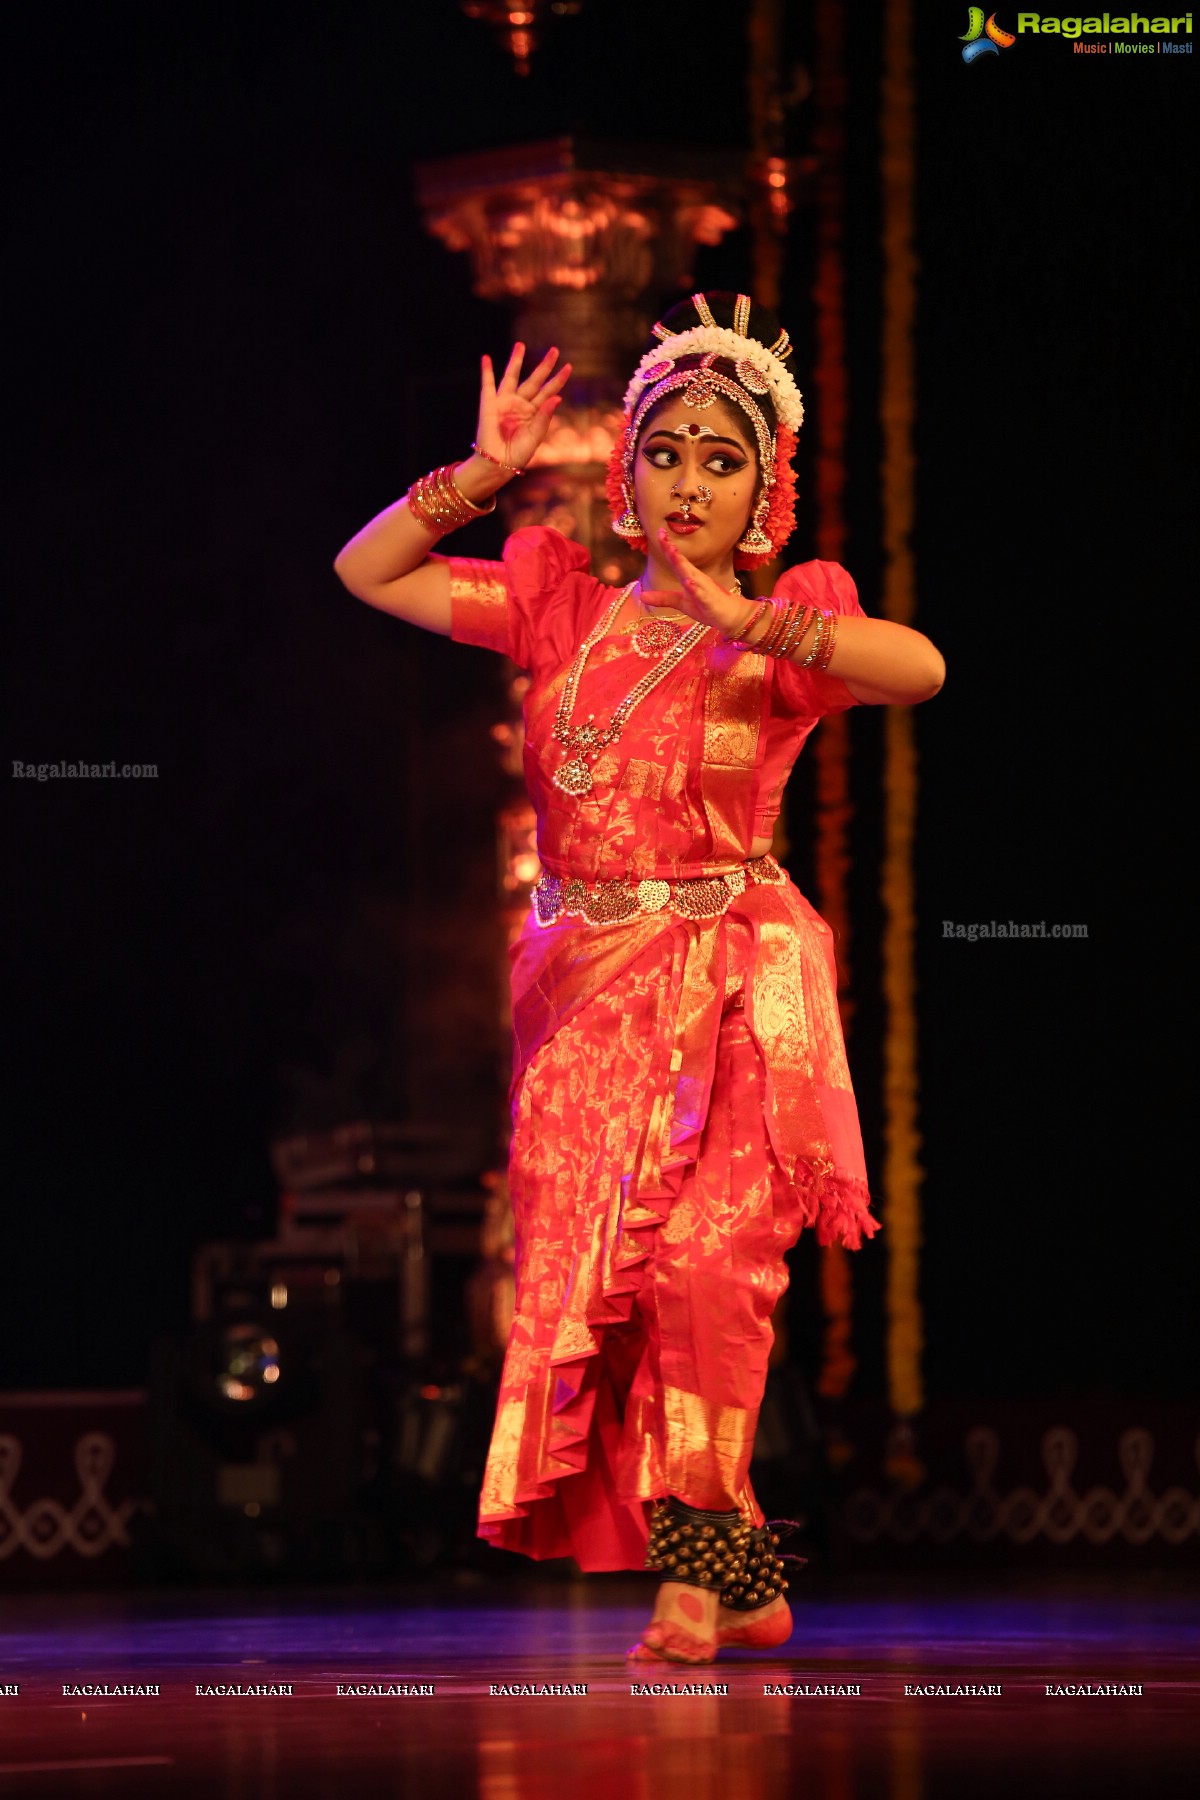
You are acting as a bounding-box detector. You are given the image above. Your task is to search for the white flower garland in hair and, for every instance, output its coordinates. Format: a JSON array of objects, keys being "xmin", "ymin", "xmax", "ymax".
[{"xmin": 623, "ymin": 326, "xmax": 805, "ymax": 431}]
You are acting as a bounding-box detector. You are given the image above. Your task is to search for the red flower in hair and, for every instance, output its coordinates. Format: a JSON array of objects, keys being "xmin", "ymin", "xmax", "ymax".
[
  {"xmin": 605, "ymin": 430, "xmax": 647, "ymax": 552},
  {"xmin": 733, "ymin": 426, "xmax": 798, "ymax": 571}
]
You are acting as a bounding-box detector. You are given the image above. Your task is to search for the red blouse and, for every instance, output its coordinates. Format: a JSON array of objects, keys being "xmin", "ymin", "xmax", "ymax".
[{"xmin": 438, "ymin": 526, "xmax": 864, "ymax": 883}]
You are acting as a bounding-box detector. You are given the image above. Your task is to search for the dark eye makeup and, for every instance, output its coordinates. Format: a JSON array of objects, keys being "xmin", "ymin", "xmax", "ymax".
[{"xmin": 641, "ymin": 442, "xmax": 748, "ymax": 476}]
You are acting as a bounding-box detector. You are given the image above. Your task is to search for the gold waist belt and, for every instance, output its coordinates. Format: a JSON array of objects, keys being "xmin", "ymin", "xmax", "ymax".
[{"xmin": 533, "ymin": 854, "xmax": 786, "ymax": 928}]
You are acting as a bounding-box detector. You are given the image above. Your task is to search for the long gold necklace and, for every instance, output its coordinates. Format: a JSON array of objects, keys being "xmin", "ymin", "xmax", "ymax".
[{"xmin": 552, "ymin": 582, "xmax": 710, "ymax": 797}]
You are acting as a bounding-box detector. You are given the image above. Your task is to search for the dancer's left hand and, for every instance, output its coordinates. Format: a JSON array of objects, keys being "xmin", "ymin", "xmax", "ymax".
[{"xmin": 642, "ymin": 528, "xmax": 756, "ymax": 638}]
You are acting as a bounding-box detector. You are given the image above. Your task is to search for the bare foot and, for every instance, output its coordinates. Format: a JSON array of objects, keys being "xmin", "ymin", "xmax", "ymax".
[{"xmin": 627, "ymin": 1581, "xmax": 721, "ymax": 1665}]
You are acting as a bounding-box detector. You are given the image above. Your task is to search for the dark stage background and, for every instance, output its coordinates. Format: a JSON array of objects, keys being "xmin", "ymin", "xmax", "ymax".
[{"xmin": 3, "ymin": 0, "xmax": 1194, "ymax": 1449}]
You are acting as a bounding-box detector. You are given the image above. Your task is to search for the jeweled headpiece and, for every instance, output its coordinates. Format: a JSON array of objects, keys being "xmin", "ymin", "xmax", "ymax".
[{"xmin": 607, "ymin": 292, "xmax": 803, "ymax": 568}]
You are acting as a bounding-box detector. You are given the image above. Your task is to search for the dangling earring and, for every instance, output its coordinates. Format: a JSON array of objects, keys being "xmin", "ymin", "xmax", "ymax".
[
  {"xmin": 613, "ymin": 480, "xmax": 644, "ymax": 542},
  {"xmin": 737, "ymin": 493, "xmax": 774, "ymax": 556}
]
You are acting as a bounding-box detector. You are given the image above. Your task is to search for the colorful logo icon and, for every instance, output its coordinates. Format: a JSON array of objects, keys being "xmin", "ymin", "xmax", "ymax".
[{"xmin": 960, "ymin": 9, "xmax": 1016, "ymax": 61}]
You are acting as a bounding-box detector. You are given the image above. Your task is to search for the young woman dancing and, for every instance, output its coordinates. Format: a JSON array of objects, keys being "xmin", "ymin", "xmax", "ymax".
[{"xmin": 333, "ymin": 292, "xmax": 944, "ymax": 1663}]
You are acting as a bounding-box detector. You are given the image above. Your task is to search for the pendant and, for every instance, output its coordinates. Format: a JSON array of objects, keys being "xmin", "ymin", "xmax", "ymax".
[
  {"xmin": 629, "ymin": 617, "xmax": 685, "ymax": 659},
  {"xmin": 553, "ymin": 755, "xmax": 594, "ymax": 797}
]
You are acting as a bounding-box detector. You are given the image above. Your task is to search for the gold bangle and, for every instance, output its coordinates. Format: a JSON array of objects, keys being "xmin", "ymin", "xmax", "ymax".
[
  {"xmin": 753, "ymin": 600, "xmax": 784, "ymax": 655},
  {"xmin": 728, "ymin": 598, "xmax": 814, "ymax": 660},
  {"xmin": 798, "ymin": 609, "xmax": 828, "ymax": 668},
  {"xmin": 406, "ymin": 480, "xmax": 446, "ymax": 535},
  {"xmin": 406, "ymin": 463, "xmax": 497, "ymax": 536},
  {"xmin": 742, "ymin": 602, "xmax": 776, "ymax": 648},
  {"xmin": 758, "ymin": 599, "xmax": 802, "ymax": 659},
  {"xmin": 812, "ymin": 610, "xmax": 839, "ymax": 672},
  {"xmin": 786, "ymin": 606, "xmax": 819, "ymax": 662},
  {"xmin": 774, "ymin": 601, "xmax": 812, "ymax": 659},
  {"xmin": 438, "ymin": 462, "xmax": 495, "ymax": 516},
  {"xmin": 722, "ymin": 600, "xmax": 768, "ymax": 646}
]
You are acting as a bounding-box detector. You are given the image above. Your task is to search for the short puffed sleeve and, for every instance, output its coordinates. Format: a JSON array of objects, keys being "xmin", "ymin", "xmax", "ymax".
[
  {"xmin": 433, "ymin": 525, "xmax": 593, "ymax": 670},
  {"xmin": 771, "ymin": 560, "xmax": 867, "ymax": 718}
]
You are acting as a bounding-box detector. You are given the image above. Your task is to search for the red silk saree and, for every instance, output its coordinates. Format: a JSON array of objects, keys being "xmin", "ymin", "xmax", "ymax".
[{"xmin": 438, "ymin": 527, "xmax": 879, "ymax": 1569}]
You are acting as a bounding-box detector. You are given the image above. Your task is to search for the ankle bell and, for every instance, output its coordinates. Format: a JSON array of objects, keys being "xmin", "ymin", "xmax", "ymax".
[
  {"xmin": 719, "ymin": 1520, "xmax": 807, "ymax": 1611},
  {"xmin": 644, "ymin": 1496, "xmax": 752, "ymax": 1589}
]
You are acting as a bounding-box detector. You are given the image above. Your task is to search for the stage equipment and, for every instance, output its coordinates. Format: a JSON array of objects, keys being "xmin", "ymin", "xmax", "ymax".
[{"xmin": 142, "ymin": 1122, "xmax": 498, "ymax": 1577}]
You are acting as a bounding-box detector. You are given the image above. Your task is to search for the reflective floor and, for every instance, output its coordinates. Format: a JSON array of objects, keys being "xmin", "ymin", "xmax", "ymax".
[{"xmin": 0, "ymin": 1574, "xmax": 1196, "ymax": 1796}]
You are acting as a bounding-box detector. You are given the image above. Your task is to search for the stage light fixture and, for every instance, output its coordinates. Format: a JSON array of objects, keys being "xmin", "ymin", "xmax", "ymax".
[{"xmin": 214, "ymin": 1326, "xmax": 282, "ymax": 1407}]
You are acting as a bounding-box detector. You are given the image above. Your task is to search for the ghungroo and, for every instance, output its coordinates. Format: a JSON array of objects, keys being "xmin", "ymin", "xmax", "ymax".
[
  {"xmin": 719, "ymin": 1519, "xmax": 807, "ymax": 1611},
  {"xmin": 644, "ymin": 1497, "xmax": 752, "ymax": 1589}
]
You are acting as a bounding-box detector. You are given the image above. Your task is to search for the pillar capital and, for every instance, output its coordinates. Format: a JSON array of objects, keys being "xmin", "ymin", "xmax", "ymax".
[{"xmin": 414, "ymin": 137, "xmax": 741, "ymax": 378}]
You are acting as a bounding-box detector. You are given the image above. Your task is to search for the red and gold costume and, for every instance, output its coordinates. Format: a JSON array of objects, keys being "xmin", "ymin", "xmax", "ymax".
[{"xmin": 440, "ymin": 525, "xmax": 879, "ymax": 1570}]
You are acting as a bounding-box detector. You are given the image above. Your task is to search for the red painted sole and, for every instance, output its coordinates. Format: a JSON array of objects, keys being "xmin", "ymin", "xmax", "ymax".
[{"xmin": 716, "ymin": 1601, "xmax": 794, "ymax": 1650}]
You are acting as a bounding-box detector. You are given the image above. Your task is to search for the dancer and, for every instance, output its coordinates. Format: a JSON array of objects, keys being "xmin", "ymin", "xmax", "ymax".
[{"xmin": 333, "ymin": 292, "xmax": 944, "ymax": 1662}]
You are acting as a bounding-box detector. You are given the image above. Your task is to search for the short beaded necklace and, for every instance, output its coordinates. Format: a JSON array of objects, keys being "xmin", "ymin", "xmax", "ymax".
[
  {"xmin": 551, "ymin": 581, "xmax": 711, "ymax": 797},
  {"xmin": 621, "ymin": 572, "xmax": 742, "ymax": 659}
]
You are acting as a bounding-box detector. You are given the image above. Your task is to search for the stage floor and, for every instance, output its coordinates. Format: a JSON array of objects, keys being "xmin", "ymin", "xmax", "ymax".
[{"xmin": 0, "ymin": 1573, "xmax": 1196, "ymax": 1797}]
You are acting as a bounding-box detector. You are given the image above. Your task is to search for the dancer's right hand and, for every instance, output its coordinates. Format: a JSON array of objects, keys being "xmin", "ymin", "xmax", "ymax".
[{"xmin": 477, "ymin": 343, "xmax": 571, "ymax": 472}]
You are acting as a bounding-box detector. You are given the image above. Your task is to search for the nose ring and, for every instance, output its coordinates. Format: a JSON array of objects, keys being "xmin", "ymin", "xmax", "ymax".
[{"xmin": 669, "ymin": 481, "xmax": 714, "ymax": 510}]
